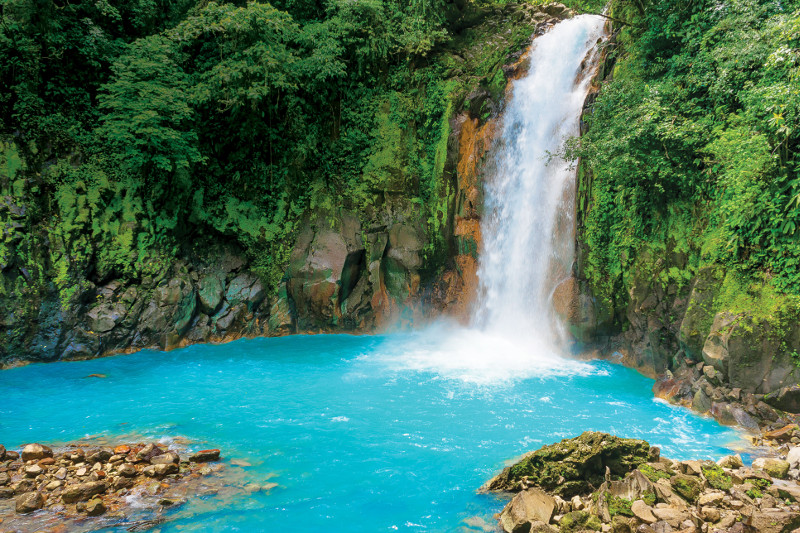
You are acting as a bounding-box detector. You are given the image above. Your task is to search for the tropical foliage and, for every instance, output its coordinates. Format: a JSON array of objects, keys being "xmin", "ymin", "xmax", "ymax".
[{"xmin": 575, "ymin": 0, "xmax": 800, "ymax": 316}]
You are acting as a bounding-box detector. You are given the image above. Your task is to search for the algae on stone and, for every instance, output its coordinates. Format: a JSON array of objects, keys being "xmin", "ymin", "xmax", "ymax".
[{"xmin": 485, "ymin": 432, "xmax": 651, "ymax": 497}]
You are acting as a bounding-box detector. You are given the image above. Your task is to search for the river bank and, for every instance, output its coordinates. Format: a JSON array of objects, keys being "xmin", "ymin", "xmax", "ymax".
[
  {"xmin": 0, "ymin": 440, "xmax": 240, "ymax": 531},
  {"xmin": 485, "ymin": 431, "xmax": 800, "ymax": 533}
]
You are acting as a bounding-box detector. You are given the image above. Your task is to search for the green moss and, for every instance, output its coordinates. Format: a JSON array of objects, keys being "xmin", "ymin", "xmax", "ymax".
[
  {"xmin": 638, "ymin": 464, "xmax": 672, "ymax": 483},
  {"xmin": 746, "ymin": 488, "xmax": 763, "ymax": 499},
  {"xmin": 559, "ymin": 511, "xmax": 602, "ymax": 533},
  {"xmin": 702, "ymin": 465, "xmax": 733, "ymax": 491},
  {"xmin": 670, "ymin": 474, "xmax": 702, "ymax": 502},
  {"xmin": 642, "ymin": 490, "xmax": 657, "ymax": 506},
  {"xmin": 754, "ymin": 478, "xmax": 773, "ymax": 490},
  {"xmin": 505, "ymin": 432, "xmax": 651, "ymax": 497},
  {"xmin": 606, "ymin": 493, "xmax": 634, "ymax": 517}
]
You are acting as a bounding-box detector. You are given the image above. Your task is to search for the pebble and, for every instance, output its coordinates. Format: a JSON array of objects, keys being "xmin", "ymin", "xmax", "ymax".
[{"xmin": 24, "ymin": 464, "xmax": 43, "ymax": 477}]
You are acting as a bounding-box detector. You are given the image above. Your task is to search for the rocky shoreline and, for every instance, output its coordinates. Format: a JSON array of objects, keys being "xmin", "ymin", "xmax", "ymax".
[
  {"xmin": 483, "ymin": 431, "xmax": 800, "ymax": 533},
  {"xmin": 651, "ymin": 360, "xmax": 800, "ymax": 438},
  {"xmin": 0, "ymin": 440, "xmax": 238, "ymax": 532}
]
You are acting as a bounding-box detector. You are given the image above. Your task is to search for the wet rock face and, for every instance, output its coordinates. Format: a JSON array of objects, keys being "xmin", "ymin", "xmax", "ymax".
[
  {"xmin": 0, "ymin": 245, "xmax": 271, "ymax": 365},
  {"xmin": 652, "ymin": 360, "xmax": 800, "ymax": 433},
  {"xmin": 283, "ymin": 210, "xmax": 426, "ymax": 332},
  {"xmin": 580, "ymin": 261, "xmax": 800, "ymax": 419}
]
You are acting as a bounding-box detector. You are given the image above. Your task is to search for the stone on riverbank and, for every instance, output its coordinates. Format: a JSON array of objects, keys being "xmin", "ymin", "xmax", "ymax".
[
  {"xmin": 21, "ymin": 443, "xmax": 52, "ymax": 461},
  {"xmin": 498, "ymin": 488, "xmax": 556, "ymax": 533},
  {"xmin": 190, "ymin": 449, "xmax": 221, "ymax": 462},
  {"xmin": 15, "ymin": 491, "xmax": 45, "ymax": 514},
  {"xmin": 0, "ymin": 439, "xmax": 231, "ymax": 531}
]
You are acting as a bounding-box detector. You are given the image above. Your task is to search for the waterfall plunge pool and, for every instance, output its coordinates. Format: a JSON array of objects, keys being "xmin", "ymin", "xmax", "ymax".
[{"xmin": 1, "ymin": 330, "xmax": 748, "ymax": 532}]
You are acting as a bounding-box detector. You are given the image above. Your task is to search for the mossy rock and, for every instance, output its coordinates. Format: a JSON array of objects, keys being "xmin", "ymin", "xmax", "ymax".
[
  {"xmin": 487, "ymin": 432, "xmax": 651, "ymax": 497},
  {"xmin": 638, "ymin": 463, "xmax": 672, "ymax": 483},
  {"xmin": 559, "ymin": 511, "xmax": 602, "ymax": 532},
  {"xmin": 701, "ymin": 464, "xmax": 732, "ymax": 491},
  {"xmin": 605, "ymin": 493, "xmax": 633, "ymax": 517},
  {"xmin": 670, "ymin": 474, "xmax": 702, "ymax": 502}
]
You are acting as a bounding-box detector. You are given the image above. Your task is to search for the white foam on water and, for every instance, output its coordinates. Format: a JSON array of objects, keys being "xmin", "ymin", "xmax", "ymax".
[{"xmin": 373, "ymin": 323, "xmax": 599, "ymax": 384}]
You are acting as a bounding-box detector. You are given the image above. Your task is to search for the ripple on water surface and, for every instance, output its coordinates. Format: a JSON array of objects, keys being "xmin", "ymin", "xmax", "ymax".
[{"xmin": 0, "ymin": 332, "xmax": 746, "ymax": 532}]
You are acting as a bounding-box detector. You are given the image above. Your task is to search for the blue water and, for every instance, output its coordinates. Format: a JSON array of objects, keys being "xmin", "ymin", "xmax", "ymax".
[{"xmin": 0, "ymin": 331, "xmax": 745, "ymax": 532}]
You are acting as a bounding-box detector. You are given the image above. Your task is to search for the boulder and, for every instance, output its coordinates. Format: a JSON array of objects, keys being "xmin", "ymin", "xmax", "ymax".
[
  {"xmin": 136, "ymin": 443, "xmax": 163, "ymax": 461},
  {"xmin": 154, "ymin": 463, "xmax": 179, "ymax": 476},
  {"xmin": 691, "ymin": 389, "xmax": 711, "ymax": 413},
  {"xmin": 150, "ymin": 452, "xmax": 180, "ymax": 465},
  {"xmin": 700, "ymin": 506, "xmax": 720, "ymax": 523},
  {"xmin": 13, "ymin": 479, "xmax": 36, "ymax": 494},
  {"xmin": 764, "ymin": 385, "xmax": 800, "ymax": 413},
  {"xmin": 87, "ymin": 448, "xmax": 113, "ymax": 463},
  {"xmin": 669, "ymin": 475, "xmax": 702, "ymax": 502},
  {"xmin": 631, "ymin": 500, "xmax": 657, "ymax": 524},
  {"xmin": 224, "ymin": 273, "xmax": 266, "ymax": 311},
  {"xmin": 15, "ymin": 491, "xmax": 45, "ymax": 514},
  {"xmin": 527, "ymin": 521, "xmax": 557, "ymax": 533},
  {"xmin": 787, "ymin": 446, "xmax": 800, "ymax": 469},
  {"xmin": 24, "ymin": 464, "xmax": 43, "ymax": 477},
  {"xmin": 85, "ymin": 497, "xmax": 106, "ymax": 516},
  {"xmin": 0, "ymin": 443, "xmax": 5, "ymax": 460},
  {"xmin": 189, "ymin": 449, "xmax": 220, "ymax": 463},
  {"xmin": 744, "ymin": 510, "xmax": 800, "ymax": 533},
  {"xmin": 21, "ymin": 443, "xmax": 53, "ymax": 461},
  {"xmin": 484, "ymin": 432, "xmax": 650, "ymax": 497},
  {"xmin": 61, "ymin": 481, "xmax": 107, "ymax": 503},
  {"xmin": 116, "ymin": 463, "xmax": 136, "ymax": 477},
  {"xmin": 763, "ymin": 424, "xmax": 797, "ymax": 443},
  {"xmin": 114, "ymin": 444, "xmax": 131, "ymax": 455},
  {"xmin": 697, "ymin": 491, "xmax": 725, "ymax": 506},
  {"xmin": 717, "ymin": 455, "xmax": 743, "ymax": 469},
  {"xmin": 144, "ymin": 463, "xmax": 179, "ymax": 477},
  {"xmin": 752, "ymin": 458, "xmax": 790, "ymax": 479},
  {"xmin": 558, "ymin": 510, "xmax": 602, "ymax": 532},
  {"xmin": 652, "ymin": 507, "xmax": 689, "ymax": 528},
  {"xmin": 498, "ymin": 489, "xmax": 556, "ymax": 533}
]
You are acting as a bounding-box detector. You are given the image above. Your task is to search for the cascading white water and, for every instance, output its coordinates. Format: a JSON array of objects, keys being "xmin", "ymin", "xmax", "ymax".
[
  {"xmin": 474, "ymin": 15, "xmax": 606, "ymax": 344},
  {"xmin": 379, "ymin": 16, "xmax": 607, "ymax": 383}
]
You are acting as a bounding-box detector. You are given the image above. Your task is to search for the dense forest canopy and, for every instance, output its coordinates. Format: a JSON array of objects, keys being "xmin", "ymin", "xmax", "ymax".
[
  {"xmin": 1, "ymin": 0, "xmax": 798, "ymax": 327},
  {"xmin": 0, "ymin": 0, "xmax": 482, "ymax": 300}
]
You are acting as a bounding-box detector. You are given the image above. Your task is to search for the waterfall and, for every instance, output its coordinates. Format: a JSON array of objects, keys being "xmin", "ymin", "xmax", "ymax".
[
  {"xmin": 474, "ymin": 15, "xmax": 606, "ymax": 346},
  {"xmin": 379, "ymin": 16, "xmax": 607, "ymax": 383}
]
